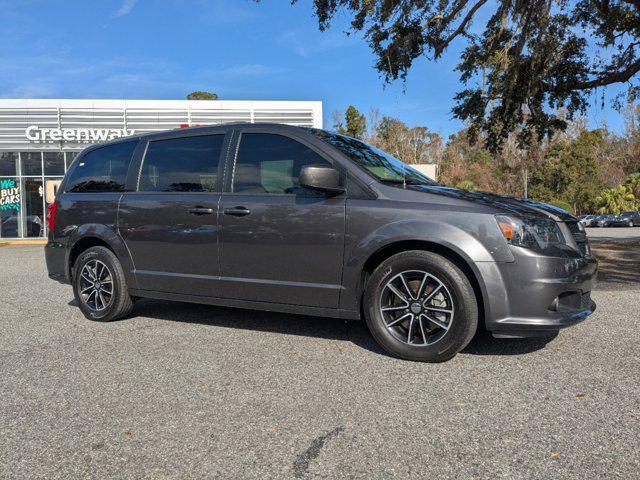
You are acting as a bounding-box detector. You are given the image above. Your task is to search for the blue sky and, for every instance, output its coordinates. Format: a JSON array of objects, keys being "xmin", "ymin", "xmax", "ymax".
[{"xmin": 0, "ymin": 0, "xmax": 628, "ymax": 137}]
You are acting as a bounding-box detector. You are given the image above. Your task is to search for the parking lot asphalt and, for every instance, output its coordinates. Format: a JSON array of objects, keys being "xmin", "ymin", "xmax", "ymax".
[
  {"xmin": 586, "ymin": 226, "xmax": 640, "ymax": 242},
  {"xmin": 1, "ymin": 246, "xmax": 639, "ymax": 479}
]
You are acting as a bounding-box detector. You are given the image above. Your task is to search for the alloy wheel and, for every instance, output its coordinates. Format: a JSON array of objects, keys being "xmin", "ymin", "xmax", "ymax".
[
  {"xmin": 379, "ymin": 270, "xmax": 455, "ymax": 346},
  {"xmin": 78, "ymin": 259, "xmax": 114, "ymax": 311}
]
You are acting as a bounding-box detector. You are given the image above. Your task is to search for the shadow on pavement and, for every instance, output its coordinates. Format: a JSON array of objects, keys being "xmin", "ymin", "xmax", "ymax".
[
  {"xmin": 75, "ymin": 297, "xmax": 555, "ymax": 359},
  {"xmin": 461, "ymin": 329, "xmax": 558, "ymax": 356},
  {"xmin": 128, "ymin": 298, "xmax": 391, "ymax": 357},
  {"xmin": 591, "ymin": 240, "xmax": 640, "ymax": 287}
]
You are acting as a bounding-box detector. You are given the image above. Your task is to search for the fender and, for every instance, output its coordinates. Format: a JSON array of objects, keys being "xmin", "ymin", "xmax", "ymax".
[
  {"xmin": 66, "ymin": 223, "xmax": 137, "ymax": 289},
  {"xmin": 338, "ymin": 218, "xmax": 513, "ymax": 313}
]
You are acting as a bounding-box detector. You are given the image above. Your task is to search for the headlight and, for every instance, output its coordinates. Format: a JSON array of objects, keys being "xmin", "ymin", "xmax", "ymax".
[{"xmin": 495, "ymin": 215, "xmax": 566, "ymax": 251}]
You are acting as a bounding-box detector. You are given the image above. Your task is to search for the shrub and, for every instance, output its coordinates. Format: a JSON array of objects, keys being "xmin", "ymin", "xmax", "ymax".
[{"xmin": 547, "ymin": 199, "xmax": 574, "ymax": 214}]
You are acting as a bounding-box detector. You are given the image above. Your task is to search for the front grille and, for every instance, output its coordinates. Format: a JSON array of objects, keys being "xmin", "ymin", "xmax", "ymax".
[{"xmin": 565, "ymin": 221, "xmax": 589, "ymax": 256}]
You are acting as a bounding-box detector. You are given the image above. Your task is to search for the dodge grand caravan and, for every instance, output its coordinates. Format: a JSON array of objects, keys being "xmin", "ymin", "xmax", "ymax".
[{"xmin": 45, "ymin": 123, "xmax": 597, "ymax": 362}]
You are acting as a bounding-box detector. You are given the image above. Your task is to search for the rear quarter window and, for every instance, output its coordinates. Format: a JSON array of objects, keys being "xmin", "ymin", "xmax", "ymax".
[{"xmin": 65, "ymin": 140, "xmax": 137, "ymax": 193}]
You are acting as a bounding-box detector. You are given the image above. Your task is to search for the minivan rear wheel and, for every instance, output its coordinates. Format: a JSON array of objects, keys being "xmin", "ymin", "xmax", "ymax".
[
  {"xmin": 363, "ymin": 250, "xmax": 478, "ymax": 362},
  {"xmin": 72, "ymin": 246, "xmax": 134, "ymax": 322}
]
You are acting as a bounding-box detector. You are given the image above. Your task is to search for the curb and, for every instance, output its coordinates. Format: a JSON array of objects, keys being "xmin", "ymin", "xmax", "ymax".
[{"xmin": 0, "ymin": 240, "xmax": 47, "ymax": 246}]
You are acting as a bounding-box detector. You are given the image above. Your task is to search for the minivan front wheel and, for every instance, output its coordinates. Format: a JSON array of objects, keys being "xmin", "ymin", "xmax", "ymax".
[
  {"xmin": 364, "ymin": 250, "xmax": 478, "ymax": 362},
  {"xmin": 72, "ymin": 246, "xmax": 134, "ymax": 322}
]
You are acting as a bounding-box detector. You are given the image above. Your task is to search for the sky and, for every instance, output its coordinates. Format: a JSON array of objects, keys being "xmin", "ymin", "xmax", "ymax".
[{"xmin": 0, "ymin": 0, "xmax": 630, "ymax": 137}]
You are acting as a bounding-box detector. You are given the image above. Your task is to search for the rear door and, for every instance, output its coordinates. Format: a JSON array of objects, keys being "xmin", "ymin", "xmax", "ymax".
[
  {"xmin": 118, "ymin": 130, "xmax": 229, "ymax": 297},
  {"xmin": 218, "ymin": 129, "xmax": 346, "ymax": 308}
]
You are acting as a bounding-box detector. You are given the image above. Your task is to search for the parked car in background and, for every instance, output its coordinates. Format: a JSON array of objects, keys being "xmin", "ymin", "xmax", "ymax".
[
  {"xmin": 615, "ymin": 211, "xmax": 640, "ymax": 227},
  {"xmin": 579, "ymin": 215, "xmax": 597, "ymax": 227},
  {"xmin": 595, "ymin": 214, "xmax": 617, "ymax": 227},
  {"xmin": 619, "ymin": 212, "xmax": 640, "ymax": 227},
  {"xmin": 44, "ymin": 123, "xmax": 597, "ymax": 363}
]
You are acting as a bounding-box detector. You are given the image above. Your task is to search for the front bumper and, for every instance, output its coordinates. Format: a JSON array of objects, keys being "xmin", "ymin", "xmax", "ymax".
[{"xmin": 478, "ymin": 249, "xmax": 598, "ymax": 338}]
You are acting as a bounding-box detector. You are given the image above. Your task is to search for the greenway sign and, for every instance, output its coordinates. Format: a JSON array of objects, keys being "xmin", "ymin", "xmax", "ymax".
[
  {"xmin": 25, "ymin": 126, "xmax": 135, "ymax": 144},
  {"xmin": 0, "ymin": 179, "xmax": 20, "ymax": 211}
]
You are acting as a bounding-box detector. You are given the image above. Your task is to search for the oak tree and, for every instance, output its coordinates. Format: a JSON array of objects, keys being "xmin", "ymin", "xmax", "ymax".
[
  {"xmin": 292, "ymin": 0, "xmax": 640, "ymax": 150},
  {"xmin": 186, "ymin": 91, "xmax": 219, "ymax": 100}
]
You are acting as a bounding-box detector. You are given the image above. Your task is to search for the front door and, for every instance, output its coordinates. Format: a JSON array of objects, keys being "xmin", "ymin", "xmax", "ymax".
[
  {"xmin": 118, "ymin": 132, "xmax": 227, "ymax": 297},
  {"xmin": 21, "ymin": 178, "xmax": 44, "ymax": 238},
  {"xmin": 219, "ymin": 131, "xmax": 346, "ymax": 308}
]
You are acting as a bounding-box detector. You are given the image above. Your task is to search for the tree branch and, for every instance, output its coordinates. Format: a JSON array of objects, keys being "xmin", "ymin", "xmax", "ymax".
[
  {"xmin": 573, "ymin": 58, "xmax": 640, "ymax": 89},
  {"xmin": 434, "ymin": 0, "xmax": 488, "ymax": 58}
]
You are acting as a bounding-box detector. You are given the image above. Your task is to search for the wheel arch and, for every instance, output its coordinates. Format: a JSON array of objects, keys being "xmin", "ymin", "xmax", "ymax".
[
  {"xmin": 67, "ymin": 226, "xmax": 136, "ymax": 288},
  {"xmin": 358, "ymin": 240, "xmax": 489, "ymax": 328},
  {"xmin": 68, "ymin": 237, "xmax": 114, "ymax": 278}
]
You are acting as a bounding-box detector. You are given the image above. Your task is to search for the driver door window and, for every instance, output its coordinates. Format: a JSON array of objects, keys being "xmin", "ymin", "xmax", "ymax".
[{"xmin": 232, "ymin": 133, "xmax": 335, "ymax": 195}]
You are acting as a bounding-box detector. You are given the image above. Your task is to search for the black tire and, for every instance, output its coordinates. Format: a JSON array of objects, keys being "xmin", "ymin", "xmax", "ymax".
[
  {"xmin": 72, "ymin": 246, "xmax": 134, "ymax": 322},
  {"xmin": 363, "ymin": 250, "xmax": 478, "ymax": 362}
]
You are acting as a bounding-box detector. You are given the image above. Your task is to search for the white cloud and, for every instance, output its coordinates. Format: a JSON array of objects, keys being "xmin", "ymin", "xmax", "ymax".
[
  {"xmin": 113, "ymin": 0, "xmax": 138, "ymax": 18},
  {"xmin": 0, "ymin": 54, "xmax": 287, "ymax": 100},
  {"xmin": 216, "ymin": 64, "xmax": 287, "ymax": 78},
  {"xmin": 279, "ymin": 29, "xmax": 356, "ymax": 58}
]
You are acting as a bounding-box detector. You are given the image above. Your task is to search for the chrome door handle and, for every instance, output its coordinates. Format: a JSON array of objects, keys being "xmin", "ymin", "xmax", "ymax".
[
  {"xmin": 188, "ymin": 207, "xmax": 214, "ymax": 215},
  {"xmin": 223, "ymin": 206, "xmax": 251, "ymax": 217}
]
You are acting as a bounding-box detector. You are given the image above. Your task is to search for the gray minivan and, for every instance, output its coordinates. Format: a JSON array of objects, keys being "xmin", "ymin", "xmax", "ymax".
[{"xmin": 45, "ymin": 123, "xmax": 597, "ymax": 362}]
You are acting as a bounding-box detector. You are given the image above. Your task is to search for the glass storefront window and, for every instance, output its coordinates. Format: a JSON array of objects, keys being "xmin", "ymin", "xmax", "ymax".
[
  {"xmin": 65, "ymin": 152, "xmax": 79, "ymax": 172},
  {"xmin": 1, "ymin": 150, "xmax": 68, "ymax": 238},
  {"xmin": 0, "ymin": 210, "xmax": 20, "ymax": 237},
  {"xmin": 20, "ymin": 178, "xmax": 44, "ymax": 237},
  {"xmin": 21, "ymin": 152, "xmax": 42, "ymax": 176},
  {"xmin": 0, "ymin": 176, "xmax": 21, "ymax": 237},
  {"xmin": 0, "ymin": 152, "xmax": 19, "ymax": 176},
  {"xmin": 44, "ymin": 152, "xmax": 65, "ymax": 175}
]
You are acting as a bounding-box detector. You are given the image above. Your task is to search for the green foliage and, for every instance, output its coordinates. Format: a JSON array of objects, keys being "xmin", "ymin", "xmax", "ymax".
[
  {"xmin": 547, "ymin": 200, "xmax": 574, "ymax": 214},
  {"xmin": 289, "ymin": 0, "xmax": 640, "ymax": 151},
  {"xmin": 529, "ymin": 130, "xmax": 604, "ymax": 214},
  {"xmin": 624, "ymin": 173, "xmax": 640, "ymax": 202},
  {"xmin": 456, "ymin": 180, "xmax": 478, "ymax": 190},
  {"xmin": 334, "ymin": 106, "xmax": 367, "ymax": 139},
  {"xmin": 594, "ymin": 185, "xmax": 636, "ymax": 214},
  {"xmin": 186, "ymin": 91, "xmax": 218, "ymax": 100}
]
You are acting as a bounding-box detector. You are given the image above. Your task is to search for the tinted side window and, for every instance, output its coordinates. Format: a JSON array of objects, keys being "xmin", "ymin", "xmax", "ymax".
[
  {"xmin": 233, "ymin": 133, "xmax": 333, "ymax": 195},
  {"xmin": 139, "ymin": 135, "xmax": 224, "ymax": 192},
  {"xmin": 66, "ymin": 141, "xmax": 136, "ymax": 193}
]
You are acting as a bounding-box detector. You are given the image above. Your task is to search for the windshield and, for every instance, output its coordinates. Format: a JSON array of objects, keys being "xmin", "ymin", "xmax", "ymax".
[{"xmin": 305, "ymin": 128, "xmax": 436, "ymax": 185}]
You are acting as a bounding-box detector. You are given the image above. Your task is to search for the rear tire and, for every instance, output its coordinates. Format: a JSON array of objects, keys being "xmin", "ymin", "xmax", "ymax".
[
  {"xmin": 72, "ymin": 246, "xmax": 134, "ymax": 322},
  {"xmin": 363, "ymin": 250, "xmax": 478, "ymax": 362}
]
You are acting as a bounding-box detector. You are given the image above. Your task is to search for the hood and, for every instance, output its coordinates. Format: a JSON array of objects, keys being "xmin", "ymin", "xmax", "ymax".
[{"xmin": 406, "ymin": 185, "xmax": 577, "ymax": 222}]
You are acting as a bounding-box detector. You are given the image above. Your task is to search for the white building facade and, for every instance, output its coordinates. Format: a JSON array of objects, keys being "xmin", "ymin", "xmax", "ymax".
[{"xmin": 0, "ymin": 99, "xmax": 322, "ymax": 239}]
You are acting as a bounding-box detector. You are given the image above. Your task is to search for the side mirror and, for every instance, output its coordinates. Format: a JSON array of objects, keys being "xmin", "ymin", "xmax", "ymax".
[{"xmin": 299, "ymin": 165, "xmax": 344, "ymax": 195}]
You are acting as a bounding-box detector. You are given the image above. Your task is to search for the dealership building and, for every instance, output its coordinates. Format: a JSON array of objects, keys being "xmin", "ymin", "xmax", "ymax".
[{"xmin": 0, "ymin": 98, "xmax": 322, "ymax": 239}]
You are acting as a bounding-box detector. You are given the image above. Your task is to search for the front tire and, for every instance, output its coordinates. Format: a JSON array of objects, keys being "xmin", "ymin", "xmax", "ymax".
[
  {"xmin": 72, "ymin": 246, "xmax": 134, "ymax": 322},
  {"xmin": 363, "ymin": 251, "xmax": 478, "ymax": 362}
]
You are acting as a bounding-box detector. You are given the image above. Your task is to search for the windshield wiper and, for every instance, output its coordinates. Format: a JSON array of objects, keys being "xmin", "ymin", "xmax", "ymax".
[
  {"xmin": 379, "ymin": 178, "xmax": 417, "ymax": 184},
  {"xmin": 378, "ymin": 178, "xmax": 435, "ymax": 186}
]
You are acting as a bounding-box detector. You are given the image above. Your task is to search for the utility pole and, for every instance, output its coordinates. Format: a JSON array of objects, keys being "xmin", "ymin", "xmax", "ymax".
[{"xmin": 523, "ymin": 168, "xmax": 528, "ymax": 199}]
